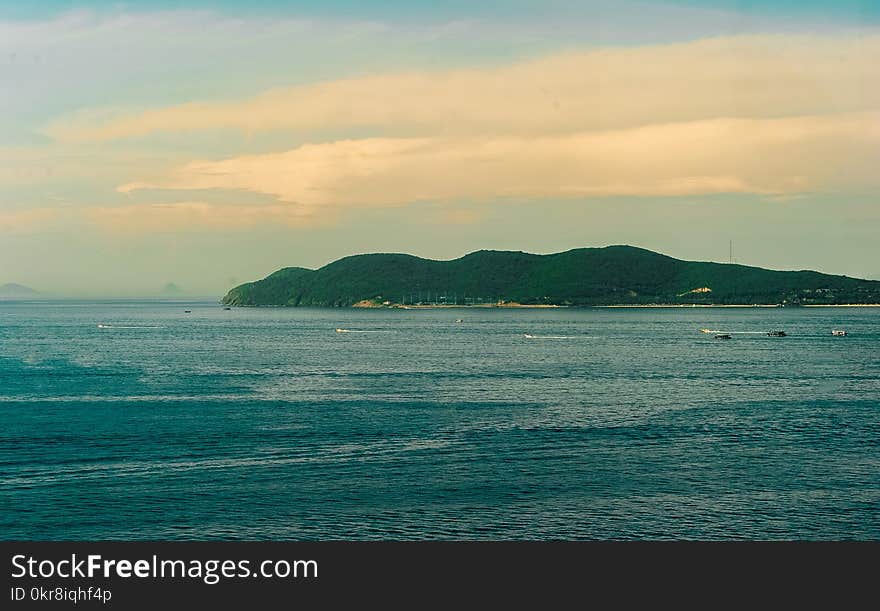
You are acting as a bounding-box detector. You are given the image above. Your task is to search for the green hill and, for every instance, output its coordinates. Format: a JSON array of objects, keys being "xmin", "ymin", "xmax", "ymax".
[{"xmin": 221, "ymin": 246, "xmax": 880, "ymax": 307}]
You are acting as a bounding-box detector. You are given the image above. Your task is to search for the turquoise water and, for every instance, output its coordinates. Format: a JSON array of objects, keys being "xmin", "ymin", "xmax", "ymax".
[{"xmin": 1, "ymin": 301, "xmax": 878, "ymax": 540}]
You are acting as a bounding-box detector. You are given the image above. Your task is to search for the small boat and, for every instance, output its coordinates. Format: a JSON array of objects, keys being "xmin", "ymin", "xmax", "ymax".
[
  {"xmin": 831, "ymin": 330, "xmax": 847, "ymax": 336},
  {"xmin": 184, "ymin": 310, "xmax": 192, "ymax": 313},
  {"xmin": 223, "ymin": 307, "xmax": 231, "ymax": 311},
  {"xmin": 714, "ymin": 334, "xmax": 732, "ymax": 340},
  {"xmin": 767, "ymin": 330, "xmax": 786, "ymax": 337},
  {"xmin": 335, "ymin": 328, "xmax": 349, "ymax": 333}
]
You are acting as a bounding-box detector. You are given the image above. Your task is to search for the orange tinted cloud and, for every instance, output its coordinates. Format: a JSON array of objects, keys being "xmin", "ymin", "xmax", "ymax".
[
  {"xmin": 46, "ymin": 35, "xmax": 880, "ymax": 142},
  {"xmin": 84, "ymin": 201, "xmax": 329, "ymax": 232},
  {"xmin": 0, "ymin": 208, "xmax": 61, "ymax": 232},
  {"xmin": 116, "ymin": 113, "xmax": 880, "ymax": 212}
]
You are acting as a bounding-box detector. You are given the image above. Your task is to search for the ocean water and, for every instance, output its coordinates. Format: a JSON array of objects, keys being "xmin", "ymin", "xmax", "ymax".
[{"xmin": 1, "ymin": 300, "xmax": 877, "ymax": 540}]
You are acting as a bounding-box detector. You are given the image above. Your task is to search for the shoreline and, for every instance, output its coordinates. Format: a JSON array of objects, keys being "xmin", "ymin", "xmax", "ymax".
[
  {"xmin": 597, "ymin": 304, "xmax": 880, "ymax": 308},
  {"xmin": 799, "ymin": 304, "xmax": 880, "ymax": 307},
  {"xmin": 352, "ymin": 302, "xmax": 880, "ymax": 309},
  {"xmin": 388, "ymin": 303, "xmax": 564, "ymax": 309}
]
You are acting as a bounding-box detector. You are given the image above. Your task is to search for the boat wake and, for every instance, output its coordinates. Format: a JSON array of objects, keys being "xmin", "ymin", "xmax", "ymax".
[
  {"xmin": 97, "ymin": 324, "xmax": 162, "ymax": 329},
  {"xmin": 700, "ymin": 329, "xmax": 767, "ymax": 335},
  {"xmin": 523, "ymin": 333, "xmax": 580, "ymax": 339},
  {"xmin": 335, "ymin": 328, "xmax": 380, "ymax": 333}
]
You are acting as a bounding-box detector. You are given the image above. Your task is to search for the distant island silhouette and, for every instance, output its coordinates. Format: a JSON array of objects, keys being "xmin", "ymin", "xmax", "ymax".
[
  {"xmin": 221, "ymin": 245, "xmax": 880, "ymax": 307},
  {"xmin": 0, "ymin": 283, "xmax": 38, "ymax": 298}
]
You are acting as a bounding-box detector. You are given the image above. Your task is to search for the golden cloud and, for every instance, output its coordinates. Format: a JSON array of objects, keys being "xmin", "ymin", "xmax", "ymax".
[
  {"xmin": 46, "ymin": 35, "xmax": 880, "ymax": 142},
  {"xmin": 83, "ymin": 202, "xmax": 329, "ymax": 232},
  {"xmin": 0, "ymin": 208, "xmax": 62, "ymax": 233},
  {"xmin": 116, "ymin": 113, "xmax": 880, "ymax": 210},
  {"xmin": 37, "ymin": 33, "xmax": 880, "ymax": 230}
]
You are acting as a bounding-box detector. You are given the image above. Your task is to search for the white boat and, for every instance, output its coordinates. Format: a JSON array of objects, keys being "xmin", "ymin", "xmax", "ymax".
[{"xmin": 831, "ymin": 330, "xmax": 847, "ymax": 336}]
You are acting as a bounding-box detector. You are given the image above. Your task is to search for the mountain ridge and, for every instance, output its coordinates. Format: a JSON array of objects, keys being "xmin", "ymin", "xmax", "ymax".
[{"xmin": 221, "ymin": 246, "xmax": 880, "ymax": 307}]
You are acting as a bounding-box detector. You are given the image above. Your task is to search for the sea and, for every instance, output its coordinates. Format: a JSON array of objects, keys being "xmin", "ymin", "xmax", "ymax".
[{"xmin": 1, "ymin": 300, "xmax": 877, "ymax": 540}]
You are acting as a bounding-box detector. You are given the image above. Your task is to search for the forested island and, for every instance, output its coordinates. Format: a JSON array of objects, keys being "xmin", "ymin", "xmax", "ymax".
[{"xmin": 221, "ymin": 246, "xmax": 880, "ymax": 307}]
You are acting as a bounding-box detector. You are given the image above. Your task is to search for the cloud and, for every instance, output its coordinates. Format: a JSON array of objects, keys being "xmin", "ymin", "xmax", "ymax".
[
  {"xmin": 3, "ymin": 3, "xmax": 832, "ymax": 132},
  {"xmin": 425, "ymin": 208, "xmax": 484, "ymax": 225},
  {"xmin": 84, "ymin": 201, "xmax": 329, "ymax": 232},
  {"xmin": 46, "ymin": 34, "xmax": 880, "ymax": 143},
  {"xmin": 25, "ymin": 31, "xmax": 880, "ymax": 231},
  {"xmin": 116, "ymin": 113, "xmax": 880, "ymax": 213},
  {"xmin": 0, "ymin": 207, "xmax": 62, "ymax": 233},
  {"xmin": 83, "ymin": 199, "xmax": 488, "ymax": 232},
  {"xmin": 0, "ymin": 144, "xmax": 188, "ymax": 188}
]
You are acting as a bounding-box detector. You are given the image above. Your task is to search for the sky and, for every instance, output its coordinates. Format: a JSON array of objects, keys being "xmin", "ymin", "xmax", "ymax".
[{"xmin": 1, "ymin": 1, "xmax": 878, "ymax": 296}]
